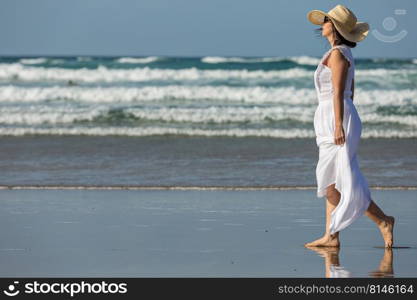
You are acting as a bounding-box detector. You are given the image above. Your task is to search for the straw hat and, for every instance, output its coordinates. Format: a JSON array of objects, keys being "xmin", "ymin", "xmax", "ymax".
[{"xmin": 307, "ymin": 4, "xmax": 369, "ymax": 42}]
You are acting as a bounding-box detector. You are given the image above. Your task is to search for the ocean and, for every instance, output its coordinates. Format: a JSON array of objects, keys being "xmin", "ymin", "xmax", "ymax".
[
  {"xmin": 0, "ymin": 54, "xmax": 416, "ymax": 187},
  {"xmin": 0, "ymin": 54, "xmax": 416, "ymax": 138},
  {"xmin": 1, "ymin": 55, "xmax": 416, "ymax": 277}
]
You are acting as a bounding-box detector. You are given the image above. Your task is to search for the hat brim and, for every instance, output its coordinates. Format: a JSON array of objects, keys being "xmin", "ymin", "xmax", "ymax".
[
  {"xmin": 307, "ymin": 9, "xmax": 328, "ymax": 25},
  {"xmin": 307, "ymin": 9, "xmax": 369, "ymax": 42}
]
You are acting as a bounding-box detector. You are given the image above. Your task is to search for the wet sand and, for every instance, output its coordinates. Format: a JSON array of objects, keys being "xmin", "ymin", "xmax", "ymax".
[
  {"xmin": 0, "ymin": 136, "xmax": 416, "ymax": 187},
  {"xmin": 0, "ymin": 188, "xmax": 415, "ymax": 277}
]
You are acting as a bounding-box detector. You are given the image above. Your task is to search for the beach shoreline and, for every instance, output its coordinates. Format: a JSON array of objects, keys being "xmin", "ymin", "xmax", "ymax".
[{"xmin": 1, "ymin": 185, "xmax": 416, "ymax": 190}]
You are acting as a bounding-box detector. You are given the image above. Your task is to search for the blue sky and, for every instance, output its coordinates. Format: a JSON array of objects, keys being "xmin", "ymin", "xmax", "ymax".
[{"xmin": 0, "ymin": 0, "xmax": 416, "ymax": 58}]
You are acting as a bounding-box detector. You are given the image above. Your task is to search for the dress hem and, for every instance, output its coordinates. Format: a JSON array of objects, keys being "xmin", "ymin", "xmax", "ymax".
[{"xmin": 317, "ymin": 181, "xmax": 337, "ymax": 198}]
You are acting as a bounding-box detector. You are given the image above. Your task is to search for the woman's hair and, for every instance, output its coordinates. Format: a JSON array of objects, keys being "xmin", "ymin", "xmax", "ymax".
[{"xmin": 315, "ymin": 16, "xmax": 357, "ymax": 48}]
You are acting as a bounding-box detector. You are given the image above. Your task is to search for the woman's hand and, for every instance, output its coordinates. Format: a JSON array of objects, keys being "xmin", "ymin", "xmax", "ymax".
[{"xmin": 334, "ymin": 124, "xmax": 345, "ymax": 145}]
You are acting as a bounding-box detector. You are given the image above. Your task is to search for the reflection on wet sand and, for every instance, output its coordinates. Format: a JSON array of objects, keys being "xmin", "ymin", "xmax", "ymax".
[
  {"xmin": 369, "ymin": 248, "xmax": 394, "ymax": 278},
  {"xmin": 305, "ymin": 246, "xmax": 394, "ymax": 278}
]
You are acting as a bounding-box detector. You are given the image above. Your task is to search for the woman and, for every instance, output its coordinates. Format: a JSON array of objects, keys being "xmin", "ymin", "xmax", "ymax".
[{"xmin": 304, "ymin": 5, "xmax": 395, "ymax": 248}]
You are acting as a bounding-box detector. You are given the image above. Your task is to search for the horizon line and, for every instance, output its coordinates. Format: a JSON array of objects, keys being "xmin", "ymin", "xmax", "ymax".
[{"xmin": 0, "ymin": 54, "xmax": 416, "ymax": 60}]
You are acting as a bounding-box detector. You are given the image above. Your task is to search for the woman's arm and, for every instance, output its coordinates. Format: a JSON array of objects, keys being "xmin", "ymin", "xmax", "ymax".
[
  {"xmin": 328, "ymin": 49, "xmax": 349, "ymax": 145},
  {"xmin": 351, "ymin": 78, "xmax": 354, "ymax": 102}
]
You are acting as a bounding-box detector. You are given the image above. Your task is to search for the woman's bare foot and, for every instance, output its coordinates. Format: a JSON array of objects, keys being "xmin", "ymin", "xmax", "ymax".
[
  {"xmin": 378, "ymin": 216, "xmax": 395, "ymax": 248},
  {"xmin": 304, "ymin": 234, "xmax": 340, "ymax": 247}
]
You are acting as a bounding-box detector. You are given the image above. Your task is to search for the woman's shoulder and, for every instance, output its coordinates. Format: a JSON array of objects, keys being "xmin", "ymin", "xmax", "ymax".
[
  {"xmin": 331, "ymin": 44, "xmax": 352, "ymax": 54},
  {"xmin": 324, "ymin": 44, "xmax": 351, "ymax": 56},
  {"xmin": 328, "ymin": 44, "xmax": 353, "ymax": 65}
]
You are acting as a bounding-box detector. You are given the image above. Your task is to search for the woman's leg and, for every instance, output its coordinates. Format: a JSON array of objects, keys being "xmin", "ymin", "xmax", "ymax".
[
  {"xmin": 304, "ymin": 184, "xmax": 340, "ymax": 247},
  {"xmin": 365, "ymin": 200, "xmax": 395, "ymax": 248},
  {"xmin": 325, "ymin": 184, "xmax": 340, "ymax": 237}
]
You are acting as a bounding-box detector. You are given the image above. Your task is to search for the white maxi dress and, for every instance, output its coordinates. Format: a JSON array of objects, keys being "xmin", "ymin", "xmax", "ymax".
[{"xmin": 313, "ymin": 44, "xmax": 372, "ymax": 234}]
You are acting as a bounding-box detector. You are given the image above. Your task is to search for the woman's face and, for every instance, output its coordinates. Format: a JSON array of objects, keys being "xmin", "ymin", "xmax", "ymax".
[{"xmin": 321, "ymin": 17, "xmax": 333, "ymax": 37}]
